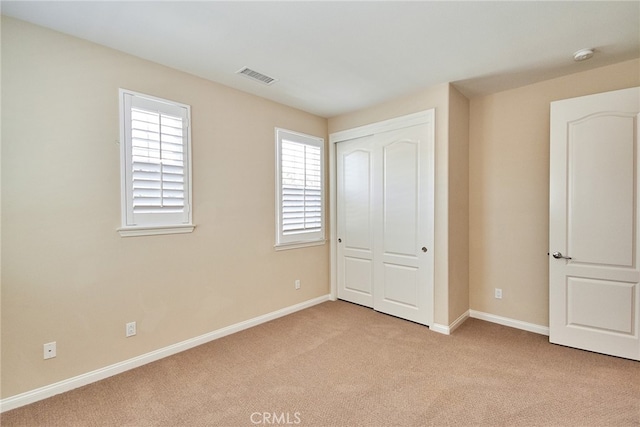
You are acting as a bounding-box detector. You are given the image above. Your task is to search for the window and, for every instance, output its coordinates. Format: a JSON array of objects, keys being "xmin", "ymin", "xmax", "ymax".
[
  {"xmin": 118, "ymin": 89, "xmax": 194, "ymax": 236},
  {"xmin": 275, "ymin": 128, "xmax": 325, "ymax": 249}
]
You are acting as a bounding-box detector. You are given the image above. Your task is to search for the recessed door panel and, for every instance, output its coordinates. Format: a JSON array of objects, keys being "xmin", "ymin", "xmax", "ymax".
[
  {"xmin": 344, "ymin": 257, "xmax": 373, "ymax": 295},
  {"xmin": 383, "ymin": 141, "xmax": 418, "ymax": 257},
  {"xmin": 568, "ymin": 115, "xmax": 635, "ymax": 267},
  {"xmin": 382, "ymin": 263, "xmax": 418, "ymax": 308},
  {"xmin": 567, "ymin": 277, "xmax": 635, "ymax": 334},
  {"xmin": 344, "ymin": 150, "xmax": 372, "ymax": 251}
]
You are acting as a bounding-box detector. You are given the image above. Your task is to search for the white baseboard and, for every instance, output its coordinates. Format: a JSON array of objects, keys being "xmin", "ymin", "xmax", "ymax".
[
  {"xmin": 430, "ymin": 323, "xmax": 449, "ymax": 335},
  {"xmin": 430, "ymin": 310, "xmax": 470, "ymax": 335},
  {"xmin": 469, "ymin": 310, "xmax": 549, "ymax": 336},
  {"xmin": 449, "ymin": 310, "xmax": 470, "ymax": 333},
  {"xmin": 0, "ymin": 294, "xmax": 331, "ymax": 413}
]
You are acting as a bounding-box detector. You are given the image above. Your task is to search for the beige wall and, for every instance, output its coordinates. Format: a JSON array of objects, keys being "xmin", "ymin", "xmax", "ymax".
[
  {"xmin": 447, "ymin": 86, "xmax": 470, "ymax": 324},
  {"xmin": 469, "ymin": 58, "xmax": 640, "ymax": 326},
  {"xmin": 328, "ymin": 83, "xmax": 469, "ymax": 326},
  {"xmin": 1, "ymin": 17, "xmax": 329, "ymax": 398}
]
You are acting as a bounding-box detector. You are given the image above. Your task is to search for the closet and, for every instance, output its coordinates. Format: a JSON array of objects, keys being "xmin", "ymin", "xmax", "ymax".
[{"xmin": 332, "ymin": 110, "xmax": 434, "ymax": 325}]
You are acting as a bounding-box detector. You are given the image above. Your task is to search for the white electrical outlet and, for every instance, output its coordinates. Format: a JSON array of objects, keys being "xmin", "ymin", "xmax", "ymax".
[
  {"xmin": 126, "ymin": 321, "xmax": 136, "ymax": 337},
  {"xmin": 295, "ymin": 279, "xmax": 301, "ymax": 290},
  {"xmin": 44, "ymin": 342, "xmax": 56, "ymax": 360},
  {"xmin": 495, "ymin": 288, "xmax": 503, "ymax": 299}
]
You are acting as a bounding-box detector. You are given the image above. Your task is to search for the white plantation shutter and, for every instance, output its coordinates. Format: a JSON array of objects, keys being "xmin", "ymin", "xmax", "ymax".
[
  {"xmin": 281, "ymin": 141, "xmax": 322, "ymax": 232},
  {"xmin": 131, "ymin": 108, "xmax": 185, "ymax": 213},
  {"xmin": 120, "ymin": 90, "xmax": 192, "ymax": 233},
  {"xmin": 276, "ymin": 129, "xmax": 325, "ymax": 247}
]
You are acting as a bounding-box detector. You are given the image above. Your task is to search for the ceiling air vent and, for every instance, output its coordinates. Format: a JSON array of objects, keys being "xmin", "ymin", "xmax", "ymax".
[{"xmin": 236, "ymin": 67, "xmax": 278, "ymax": 86}]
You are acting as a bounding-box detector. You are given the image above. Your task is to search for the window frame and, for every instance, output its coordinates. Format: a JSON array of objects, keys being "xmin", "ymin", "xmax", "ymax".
[
  {"xmin": 118, "ymin": 89, "xmax": 194, "ymax": 237},
  {"xmin": 275, "ymin": 128, "xmax": 326, "ymax": 250}
]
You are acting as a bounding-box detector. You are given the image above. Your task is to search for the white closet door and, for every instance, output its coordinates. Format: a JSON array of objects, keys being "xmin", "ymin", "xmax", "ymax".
[
  {"xmin": 373, "ymin": 125, "xmax": 434, "ymax": 325},
  {"xmin": 337, "ymin": 135, "xmax": 376, "ymax": 307},
  {"xmin": 336, "ymin": 114, "xmax": 434, "ymax": 326}
]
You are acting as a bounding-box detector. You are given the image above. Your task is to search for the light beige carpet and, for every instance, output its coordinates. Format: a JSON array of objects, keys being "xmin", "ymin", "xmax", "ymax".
[{"xmin": 2, "ymin": 300, "xmax": 639, "ymax": 426}]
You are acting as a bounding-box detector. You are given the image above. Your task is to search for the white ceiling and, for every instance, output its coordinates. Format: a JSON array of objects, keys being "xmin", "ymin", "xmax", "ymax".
[{"xmin": 2, "ymin": 1, "xmax": 639, "ymax": 118}]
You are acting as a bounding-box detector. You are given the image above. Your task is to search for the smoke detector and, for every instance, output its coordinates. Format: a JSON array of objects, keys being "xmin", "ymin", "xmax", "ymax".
[{"xmin": 573, "ymin": 48, "xmax": 594, "ymax": 62}]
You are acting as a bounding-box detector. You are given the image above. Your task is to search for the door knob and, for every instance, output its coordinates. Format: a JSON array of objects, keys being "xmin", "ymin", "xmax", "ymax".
[
  {"xmin": 552, "ymin": 251, "xmax": 572, "ymax": 260},
  {"xmin": 422, "ymin": 247, "xmax": 428, "ymax": 253},
  {"xmin": 338, "ymin": 238, "xmax": 342, "ymax": 243}
]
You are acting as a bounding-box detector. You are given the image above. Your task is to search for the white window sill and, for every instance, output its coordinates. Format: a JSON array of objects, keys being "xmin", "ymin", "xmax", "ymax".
[
  {"xmin": 118, "ymin": 224, "xmax": 195, "ymax": 237},
  {"xmin": 274, "ymin": 239, "xmax": 326, "ymax": 251}
]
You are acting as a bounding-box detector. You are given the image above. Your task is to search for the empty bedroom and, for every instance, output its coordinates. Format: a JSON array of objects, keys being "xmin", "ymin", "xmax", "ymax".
[{"xmin": 1, "ymin": 1, "xmax": 639, "ymax": 426}]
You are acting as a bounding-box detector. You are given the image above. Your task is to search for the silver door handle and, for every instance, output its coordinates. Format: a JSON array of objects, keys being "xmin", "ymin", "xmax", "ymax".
[{"xmin": 552, "ymin": 251, "xmax": 572, "ymax": 260}]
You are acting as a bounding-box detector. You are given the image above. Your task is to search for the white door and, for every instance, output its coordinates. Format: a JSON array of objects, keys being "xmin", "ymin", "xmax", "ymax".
[
  {"xmin": 549, "ymin": 87, "xmax": 640, "ymax": 360},
  {"xmin": 336, "ymin": 118, "xmax": 434, "ymax": 326},
  {"xmin": 373, "ymin": 126, "xmax": 433, "ymax": 324},
  {"xmin": 336, "ymin": 135, "xmax": 376, "ymax": 308}
]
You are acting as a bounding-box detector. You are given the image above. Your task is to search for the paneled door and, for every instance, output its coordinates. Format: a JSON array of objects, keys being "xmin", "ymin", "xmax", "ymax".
[
  {"xmin": 336, "ymin": 112, "xmax": 434, "ymax": 326},
  {"xmin": 336, "ymin": 134, "xmax": 376, "ymax": 308},
  {"xmin": 549, "ymin": 87, "xmax": 640, "ymax": 360}
]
